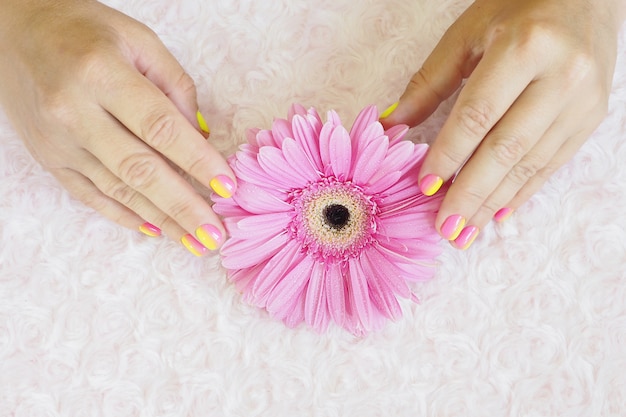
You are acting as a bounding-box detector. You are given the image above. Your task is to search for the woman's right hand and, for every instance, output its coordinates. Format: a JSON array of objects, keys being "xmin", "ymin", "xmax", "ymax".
[{"xmin": 0, "ymin": 0, "xmax": 234, "ymax": 256}]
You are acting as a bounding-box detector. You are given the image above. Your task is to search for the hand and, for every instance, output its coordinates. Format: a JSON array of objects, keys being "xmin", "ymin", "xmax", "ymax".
[
  {"xmin": 0, "ymin": 0, "xmax": 234, "ymax": 256},
  {"xmin": 381, "ymin": 0, "xmax": 625, "ymax": 249}
]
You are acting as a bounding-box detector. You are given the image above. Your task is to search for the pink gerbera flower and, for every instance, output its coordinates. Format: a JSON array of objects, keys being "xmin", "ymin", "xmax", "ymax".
[{"xmin": 213, "ymin": 104, "xmax": 446, "ymax": 335}]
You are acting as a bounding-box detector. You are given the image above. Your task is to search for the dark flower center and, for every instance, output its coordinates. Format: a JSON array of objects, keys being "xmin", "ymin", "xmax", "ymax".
[{"xmin": 323, "ymin": 204, "xmax": 350, "ymax": 230}]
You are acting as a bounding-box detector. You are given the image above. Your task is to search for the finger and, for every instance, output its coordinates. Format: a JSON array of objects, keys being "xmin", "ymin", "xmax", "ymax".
[
  {"xmin": 50, "ymin": 166, "xmax": 160, "ymax": 236},
  {"xmin": 74, "ymin": 152, "xmax": 188, "ymax": 240},
  {"xmin": 117, "ymin": 17, "xmax": 202, "ymax": 128},
  {"xmin": 417, "ymin": 34, "xmax": 543, "ymax": 193},
  {"xmin": 434, "ymin": 75, "xmax": 573, "ymax": 235},
  {"xmin": 504, "ymin": 127, "xmax": 598, "ymax": 218},
  {"xmin": 94, "ymin": 56, "xmax": 235, "ymax": 198},
  {"xmin": 83, "ymin": 112, "xmax": 226, "ymax": 248},
  {"xmin": 380, "ymin": 19, "xmax": 478, "ymax": 129}
]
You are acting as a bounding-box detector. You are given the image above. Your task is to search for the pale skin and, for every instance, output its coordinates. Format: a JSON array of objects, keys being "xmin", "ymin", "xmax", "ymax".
[{"xmin": 0, "ymin": 0, "xmax": 624, "ymax": 254}]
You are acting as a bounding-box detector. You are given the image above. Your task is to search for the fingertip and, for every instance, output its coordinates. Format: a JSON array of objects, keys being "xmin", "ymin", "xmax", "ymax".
[{"xmin": 209, "ymin": 174, "xmax": 237, "ymax": 199}]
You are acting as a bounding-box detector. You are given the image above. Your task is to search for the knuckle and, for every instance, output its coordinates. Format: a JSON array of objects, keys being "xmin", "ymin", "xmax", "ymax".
[
  {"xmin": 166, "ymin": 197, "xmax": 194, "ymax": 222},
  {"xmin": 117, "ymin": 153, "xmax": 160, "ymax": 190},
  {"xmin": 104, "ymin": 180, "xmax": 136, "ymax": 207},
  {"xmin": 455, "ymin": 99, "xmax": 495, "ymax": 138},
  {"xmin": 141, "ymin": 111, "xmax": 181, "ymax": 150},
  {"xmin": 508, "ymin": 158, "xmax": 542, "ymax": 185},
  {"xmin": 536, "ymin": 162, "xmax": 560, "ymax": 181},
  {"xmin": 489, "ymin": 133, "xmax": 527, "ymax": 166},
  {"xmin": 176, "ymin": 71, "xmax": 197, "ymax": 97}
]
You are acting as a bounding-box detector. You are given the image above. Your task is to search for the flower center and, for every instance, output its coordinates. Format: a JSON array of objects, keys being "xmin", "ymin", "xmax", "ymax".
[
  {"xmin": 289, "ymin": 178, "xmax": 378, "ymax": 262},
  {"xmin": 323, "ymin": 204, "xmax": 350, "ymax": 230}
]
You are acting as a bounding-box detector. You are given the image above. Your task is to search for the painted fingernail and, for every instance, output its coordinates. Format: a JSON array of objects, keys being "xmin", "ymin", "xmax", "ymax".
[
  {"xmin": 379, "ymin": 102, "xmax": 399, "ymax": 119},
  {"xmin": 452, "ymin": 226, "xmax": 480, "ymax": 250},
  {"xmin": 440, "ymin": 214, "xmax": 466, "ymax": 240},
  {"xmin": 195, "ymin": 224, "xmax": 223, "ymax": 251},
  {"xmin": 181, "ymin": 234, "xmax": 208, "ymax": 257},
  {"xmin": 196, "ymin": 111, "xmax": 210, "ymax": 134},
  {"xmin": 420, "ymin": 174, "xmax": 444, "ymax": 196},
  {"xmin": 210, "ymin": 175, "xmax": 236, "ymax": 198},
  {"xmin": 139, "ymin": 222, "xmax": 161, "ymax": 237},
  {"xmin": 494, "ymin": 207, "xmax": 514, "ymax": 223}
]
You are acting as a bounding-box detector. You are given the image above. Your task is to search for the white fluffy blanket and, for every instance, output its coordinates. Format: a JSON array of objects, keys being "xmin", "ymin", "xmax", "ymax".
[{"xmin": 1, "ymin": 0, "xmax": 625, "ymax": 416}]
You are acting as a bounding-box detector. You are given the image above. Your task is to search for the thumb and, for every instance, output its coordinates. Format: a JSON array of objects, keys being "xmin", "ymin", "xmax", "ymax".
[
  {"xmin": 380, "ymin": 24, "xmax": 476, "ymax": 129},
  {"xmin": 123, "ymin": 21, "xmax": 202, "ymax": 130}
]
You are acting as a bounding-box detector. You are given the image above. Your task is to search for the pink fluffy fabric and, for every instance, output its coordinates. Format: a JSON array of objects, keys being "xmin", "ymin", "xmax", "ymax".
[{"xmin": 1, "ymin": 0, "xmax": 626, "ymax": 416}]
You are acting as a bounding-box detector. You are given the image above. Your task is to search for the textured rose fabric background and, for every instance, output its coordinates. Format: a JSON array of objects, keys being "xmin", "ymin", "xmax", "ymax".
[{"xmin": 1, "ymin": 0, "xmax": 625, "ymax": 416}]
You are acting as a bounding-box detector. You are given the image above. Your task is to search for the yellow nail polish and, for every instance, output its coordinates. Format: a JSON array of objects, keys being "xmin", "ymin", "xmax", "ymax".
[
  {"xmin": 181, "ymin": 234, "xmax": 207, "ymax": 257},
  {"xmin": 196, "ymin": 110, "xmax": 210, "ymax": 134},
  {"xmin": 420, "ymin": 174, "xmax": 443, "ymax": 197},
  {"xmin": 379, "ymin": 102, "xmax": 399, "ymax": 119},
  {"xmin": 195, "ymin": 224, "xmax": 222, "ymax": 251},
  {"xmin": 210, "ymin": 175, "xmax": 235, "ymax": 198},
  {"xmin": 139, "ymin": 222, "xmax": 161, "ymax": 237}
]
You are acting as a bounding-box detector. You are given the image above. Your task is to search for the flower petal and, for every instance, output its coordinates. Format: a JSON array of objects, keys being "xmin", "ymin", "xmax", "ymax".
[
  {"xmin": 325, "ymin": 262, "xmax": 346, "ymax": 327},
  {"xmin": 326, "ymin": 109, "xmax": 342, "ymax": 127},
  {"xmin": 384, "ymin": 124, "xmax": 409, "ymax": 145},
  {"xmin": 281, "ymin": 137, "xmax": 321, "ymax": 182},
  {"xmin": 249, "ymin": 241, "xmax": 302, "ymax": 305},
  {"xmin": 360, "ymin": 250, "xmax": 403, "ymax": 320},
  {"xmin": 257, "ymin": 146, "xmax": 310, "ymax": 189},
  {"xmin": 304, "ymin": 262, "xmax": 329, "ymax": 331},
  {"xmin": 368, "ymin": 140, "xmax": 416, "ymax": 185},
  {"xmin": 329, "ymin": 125, "xmax": 352, "ymax": 179},
  {"xmin": 221, "ymin": 231, "xmax": 290, "ymax": 270},
  {"xmin": 318, "ymin": 123, "xmax": 335, "ymax": 176},
  {"xmin": 266, "ymin": 255, "xmax": 315, "ymax": 316},
  {"xmin": 349, "ymin": 105, "xmax": 378, "ymax": 141},
  {"xmin": 352, "ymin": 135, "xmax": 389, "ymax": 185},
  {"xmin": 348, "ymin": 257, "xmax": 374, "ymax": 331},
  {"xmin": 231, "ymin": 211, "xmax": 292, "ymax": 239},
  {"xmin": 292, "ymin": 114, "xmax": 323, "ymax": 170},
  {"xmin": 231, "ymin": 181, "xmax": 292, "ymax": 214},
  {"xmin": 363, "ymin": 245, "xmax": 412, "ymax": 298},
  {"xmin": 271, "ymin": 118, "xmax": 292, "ymax": 147}
]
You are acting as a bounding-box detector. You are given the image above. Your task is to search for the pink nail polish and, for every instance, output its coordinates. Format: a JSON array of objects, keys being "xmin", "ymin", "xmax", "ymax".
[
  {"xmin": 440, "ymin": 214, "xmax": 466, "ymax": 240},
  {"xmin": 210, "ymin": 175, "xmax": 236, "ymax": 198},
  {"xmin": 420, "ymin": 174, "xmax": 443, "ymax": 196},
  {"xmin": 139, "ymin": 222, "xmax": 161, "ymax": 237},
  {"xmin": 181, "ymin": 234, "xmax": 208, "ymax": 257},
  {"xmin": 195, "ymin": 224, "xmax": 223, "ymax": 251},
  {"xmin": 453, "ymin": 226, "xmax": 480, "ymax": 250},
  {"xmin": 494, "ymin": 207, "xmax": 514, "ymax": 223}
]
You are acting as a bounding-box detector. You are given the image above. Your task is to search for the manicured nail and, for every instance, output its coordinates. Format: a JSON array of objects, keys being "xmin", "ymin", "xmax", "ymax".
[
  {"xmin": 139, "ymin": 222, "xmax": 161, "ymax": 237},
  {"xmin": 440, "ymin": 214, "xmax": 466, "ymax": 240},
  {"xmin": 494, "ymin": 207, "xmax": 514, "ymax": 223},
  {"xmin": 196, "ymin": 110, "xmax": 210, "ymax": 134},
  {"xmin": 210, "ymin": 175, "xmax": 235, "ymax": 198},
  {"xmin": 452, "ymin": 226, "xmax": 480, "ymax": 250},
  {"xmin": 195, "ymin": 224, "xmax": 223, "ymax": 251},
  {"xmin": 181, "ymin": 234, "xmax": 208, "ymax": 257},
  {"xmin": 379, "ymin": 102, "xmax": 399, "ymax": 119},
  {"xmin": 420, "ymin": 174, "xmax": 444, "ymax": 196}
]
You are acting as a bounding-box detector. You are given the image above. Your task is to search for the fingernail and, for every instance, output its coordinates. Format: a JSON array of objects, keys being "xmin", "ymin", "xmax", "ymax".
[
  {"xmin": 440, "ymin": 214, "xmax": 466, "ymax": 240},
  {"xmin": 494, "ymin": 207, "xmax": 514, "ymax": 223},
  {"xmin": 181, "ymin": 234, "xmax": 208, "ymax": 257},
  {"xmin": 452, "ymin": 226, "xmax": 480, "ymax": 250},
  {"xmin": 195, "ymin": 224, "xmax": 223, "ymax": 251},
  {"xmin": 420, "ymin": 174, "xmax": 443, "ymax": 196},
  {"xmin": 139, "ymin": 222, "xmax": 161, "ymax": 237},
  {"xmin": 196, "ymin": 110, "xmax": 210, "ymax": 134},
  {"xmin": 210, "ymin": 175, "xmax": 235, "ymax": 198},
  {"xmin": 379, "ymin": 102, "xmax": 399, "ymax": 119}
]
